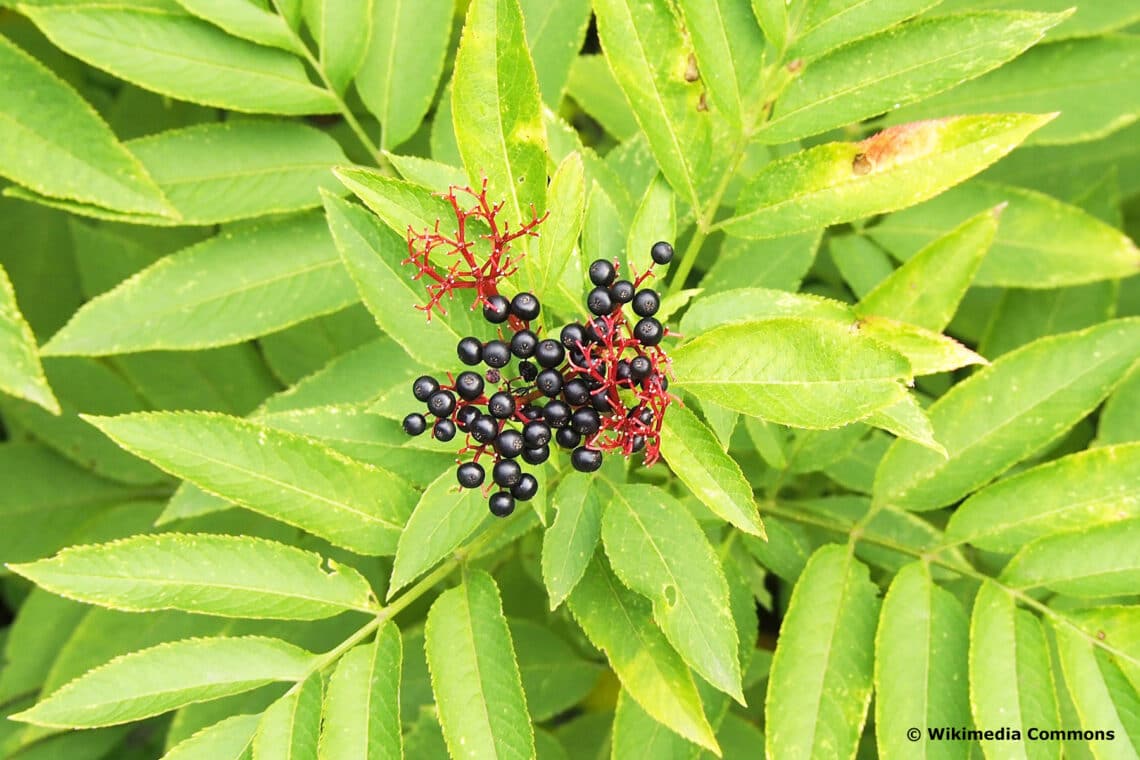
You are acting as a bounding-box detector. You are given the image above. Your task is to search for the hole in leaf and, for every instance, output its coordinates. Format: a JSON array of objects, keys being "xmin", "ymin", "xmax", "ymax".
[{"xmin": 663, "ymin": 585, "xmax": 677, "ymax": 608}]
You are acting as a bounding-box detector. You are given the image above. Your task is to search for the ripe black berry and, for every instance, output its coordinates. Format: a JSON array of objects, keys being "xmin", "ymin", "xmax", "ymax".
[
  {"xmin": 413, "ymin": 376, "xmax": 439, "ymax": 402},
  {"xmin": 518, "ymin": 360, "xmax": 538, "ymax": 382},
  {"xmin": 483, "ymin": 340, "xmax": 511, "ymax": 368},
  {"xmin": 589, "ymin": 259, "xmax": 616, "ymax": 287},
  {"xmin": 493, "ymin": 459, "xmax": 522, "ymax": 488},
  {"xmin": 510, "ymin": 330, "xmax": 538, "ymax": 359},
  {"xmin": 586, "ymin": 317, "xmax": 611, "ymax": 342},
  {"xmin": 560, "ymin": 323, "xmax": 587, "ymax": 349},
  {"xmin": 469, "ymin": 415, "xmax": 498, "ymax": 443},
  {"xmin": 427, "ymin": 390, "xmax": 455, "ymax": 418},
  {"xmin": 457, "ymin": 337, "xmax": 483, "ymax": 366},
  {"xmin": 571, "ymin": 407, "xmax": 601, "ymax": 436},
  {"xmin": 633, "ymin": 406, "xmax": 654, "ymax": 425},
  {"xmin": 455, "ymin": 371, "xmax": 484, "ymax": 401},
  {"xmin": 571, "ymin": 447, "xmax": 603, "ymax": 472},
  {"xmin": 591, "ymin": 392, "xmax": 613, "ymax": 413},
  {"xmin": 489, "ymin": 492, "xmax": 515, "ymax": 517},
  {"xmin": 631, "ymin": 435, "xmax": 646, "ymax": 452},
  {"xmin": 403, "ymin": 413, "xmax": 427, "ymax": 436},
  {"xmin": 522, "ymin": 445, "xmax": 550, "ymax": 465},
  {"xmin": 495, "ymin": 429, "xmax": 524, "ymax": 458},
  {"xmin": 556, "ymin": 427, "xmax": 581, "ymax": 449},
  {"xmin": 587, "ymin": 287, "xmax": 614, "ymax": 316},
  {"xmin": 482, "ymin": 295, "xmax": 510, "ymax": 324},
  {"xmin": 456, "ymin": 404, "xmax": 480, "ymax": 430},
  {"xmin": 523, "ymin": 420, "xmax": 552, "ymax": 448},
  {"xmin": 433, "ymin": 418, "xmax": 456, "ymax": 442},
  {"xmin": 519, "ymin": 404, "xmax": 543, "ymax": 421},
  {"xmin": 456, "ymin": 462, "xmax": 484, "ymax": 488},
  {"xmin": 535, "ymin": 339, "xmax": 565, "ymax": 368},
  {"xmin": 487, "ymin": 391, "xmax": 516, "ymax": 419},
  {"xmin": 542, "ymin": 400, "xmax": 570, "ymax": 428},
  {"xmin": 612, "ymin": 280, "xmax": 634, "ymax": 303},
  {"xmin": 651, "ymin": 241, "xmax": 674, "ymax": 265},
  {"xmin": 536, "ymin": 368, "xmax": 563, "ymax": 397},
  {"xmin": 510, "ymin": 292, "xmax": 540, "ymax": 321},
  {"xmin": 512, "ymin": 473, "xmax": 538, "ymax": 500},
  {"xmin": 563, "ymin": 379, "xmax": 590, "ymax": 406},
  {"xmin": 616, "ymin": 360, "xmax": 632, "ymax": 384},
  {"xmin": 629, "ymin": 356, "xmax": 651, "ymax": 383},
  {"xmin": 634, "ymin": 317, "xmax": 664, "ymax": 346},
  {"xmin": 632, "ymin": 289, "xmax": 660, "ymax": 318}
]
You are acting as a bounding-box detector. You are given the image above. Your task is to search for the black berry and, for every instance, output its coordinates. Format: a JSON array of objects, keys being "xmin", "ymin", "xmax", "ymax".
[
  {"xmin": 403, "ymin": 413, "xmax": 427, "ymax": 436},
  {"xmin": 493, "ymin": 459, "xmax": 522, "ymax": 488},
  {"xmin": 571, "ymin": 447, "xmax": 603, "ymax": 472},
  {"xmin": 556, "ymin": 427, "xmax": 581, "ymax": 449},
  {"xmin": 495, "ymin": 429, "xmax": 525, "ymax": 458},
  {"xmin": 510, "ymin": 292, "xmax": 540, "ymax": 321},
  {"xmin": 512, "ymin": 473, "xmax": 538, "ymax": 500},
  {"xmin": 522, "ymin": 445, "xmax": 550, "ymax": 465},
  {"xmin": 457, "ymin": 337, "xmax": 483, "ymax": 366},
  {"xmin": 518, "ymin": 360, "xmax": 538, "ymax": 382},
  {"xmin": 469, "ymin": 415, "xmax": 498, "ymax": 443},
  {"xmin": 651, "ymin": 241, "xmax": 674, "ymax": 265},
  {"xmin": 428, "ymin": 390, "xmax": 455, "ymax": 418},
  {"xmin": 629, "ymin": 356, "xmax": 651, "ymax": 383},
  {"xmin": 591, "ymin": 392, "xmax": 613, "ymax": 413},
  {"xmin": 634, "ymin": 317, "xmax": 664, "ymax": 346},
  {"xmin": 456, "ymin": 404, "xmax": 480, "ymax": 430},
  {"xmin": 456, "ymin": 462, "xmax": 484, "ymax": 488},
  {"xmin": 523, "ymin": 420, "xmax": 552, "ymax": 448},
  {"xmin": 482, "ymin": 295, "xmax": 510, "ymax": 324},
  {"xmin": 563, "ymin": 379, "xmax": 590, "ymax": 406},
  {"xmin": 587, "ymin": 287, "xmax": 613, "ymax": 316},
  {"xmin": 433, "ymin": 418, "xmax": 456, "ymax": 442},
  {"xmin": 510, "ymin": 330, "xmax": 538, "ymax": 359},
  {"xmin": 632, "ymin": 289, "xmax": 660, "ymax": 318},
  {"xmin": 560, "ymin": 323, "xmax": 588, "ymax": 348},
  {"xmin": 589, "ymin": 259, "xmax": 616, "ymax": 287},
  {"xmin": 520, "ymin": 404, "xmax": 543, "ymax": 421},
  {"xmin": 616, "ymin": 360, "xmax": 632, "ymax": 384},
  {"xmin": 536, "ymin": 368, "xmax": 563, "ymax": 397},
  {"xmin": 483, "ymin": 340, "xmax": 511, "ymax": 368},
  {"xmin": 455, "ymin": 371, "xmax": 484, "ymax": 401},
  {"xmin": 571, "ymin": 407, "xmax": 601, "ymax": 436},
  {"xmin": 487, "ymin": 391, "xmax": 516, "ymax": 419},
  {"xmin": 413, "ymin": 376, "xmax": 439, "ymax": 402},
  {"xmin": 611, "ymin": 280, "xmax": 634, "ymax": 303},
  {"xmin": 542, "ymin": 400, "xmax": 570, "ymax": 428},
  {"xmin": 488, "ymin": 492, "xmax": 515, "ymax": 517},
  {"xmin": 535, "ymin": 339, "xmax": 565, "ymax": 368}
]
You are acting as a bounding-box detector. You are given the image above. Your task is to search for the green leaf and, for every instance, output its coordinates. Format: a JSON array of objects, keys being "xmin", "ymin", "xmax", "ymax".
[
  {"xmin": 520, "ymin": 0, "xmax": 591, "ymax": 106},
  {"xmin": 510, "ymin": 619, "xmax": 601, "ymax": 721},
  {"xmin": 333, "ymin": 165, "xmax": 457, "ymax": 238},
  {"xmin": 602, "ymin": 483, "xmax": 743, "ymax": 702},
  {"xmin": 453, "ymin": 0, "xmax": 547, "ymax": 231},
  {"xmin": 857, "ymin": 316, "xmax": 986, "ymax": 377},
  {"xmin": 253, "ymin": 671, "xmax": 321, "ymax": 760},
  {"xmin": 869, "ymin": 182, "xmax": 1139, "ymax": 289},
  {"xmin": 979, "ymin": 282, "xmax": 1118, "ymax": 360},
  {"xmin": 319, "ymin": 622, "xmax": 402, "ymax": 760},
  {"xmin": 720, "ymin": 114, "xmax": 1055, "ymax": 239},
  {"xmin": 22, "ymin": 6, "xmax": 337, "ymax": 115},
  {"xmin": 969, "ymin": 582, "xmax": 1061, "ymax": 760},
  {"xmin": 700, "ymin": 232, "xmax": 821, "ymax": 295},
  {"xmin": 593, "ymin": 0, "xmax": 710, "ymax": 210},
  {"xmin": 1100, "ymin": 369, "xmax": 1140, "ymax": 446},
  {"xmin": 12, "ymin": 636, "xmax": 315, "ymax": 729},
  {"xmin": 523, "ymin": 152, "xmax": 585, "ymax": 305},
  {"xmin": 323, "ymin": 193, "xmax": 464, "ymax": 367},
  {"xmin": 1066, "ymin": 607, "xmax": 1140, "ymax": 695},
  {"xmin": 85, "ymin": 412, "xmax": 416, "ymax": 555},
  {"xmin": 626, "ymin": 175, "xmax": 675, "ymax": 279},
  {"xmin": 946, "ymin": 443, "xmax": 1140, "ymax": 553},
  {"xmin": 874, "ymin": 319, "xmax": 1140, "ymax": 511},
  {"xmin": 160, "ymin": 713, "xmax": 260, "ymax": 760},
  {"xmin": 388, "ymin": 469, "xmax": 488, "ymax": 596},
  {"xmin": 0, "ymin": 264, "xmax": 58, "ymax": 414},
  {"xmin": 1052, "ymin": 622, "xmax": 1140, "ymax": 758},
  {"xmin": 751, "ymin": 0, "xmax": 786, "ymax": 51},
  {"xmin": 42, "ymin": 214, "xmax": 357, "ymax": 356},
  {"xmin": 126, "ymin": 121, "xmax": 347, "ymax": 225},
  {"xmin": 385, "ymin": 152, "xmax": 466, "ymax": 190},
  {"xmin": 358, "ymin": 0, "xmax": 454, "ymax": 149},
  {"xmin": 864, "ymin": 393, "xmax": 944, "ymax": 456},
  {"xmin": 424, "ymin": 569, "xmax": 535, "ymax": 760},
  {"xmin": 1001, "ymin": 519, "xmax": 1140, "ymax": 599},
  {"xmin": 936, "ymin": 0, "xmax": 1140, "ymax": 41},
  {"xmin": 891, "ymin": 36, "xmax": 1140, "ymax": 146},
  {"xmin": 565, "ymin": 54, "xmax": 639, "ymax": 141},
  {"xmin": 174, "ymin": 0, "xmax": 302, "ymax": 53},
  {"xmin": 757, "ymin": 12, "xmax": 1065, "ymax": 144},
  {"xmin": 672, "ymin": 318, "xmax": 912, "ymax": 429},
  {"xmin": 567, "ymin": 555, "xmax": 719, "ymax": 753},
  {"xmin": 8, "ymin": 533, "xmax": 377, "ymax": 620},
  {"xmin": 874, "ymin": 562, "xmax": 970, "ymax": 760},
  {"xmin": 786, "ymin": 0, "xmax": 940, "ymax": 61},
  {"xmin": 856, "ymin": 207, "xmax": 1000, "ymax": 332},
  {"xmin": 675, "ymin": 0, "xmax": 764, "ymax": 130},
  {"xmin": 828, "ymin": 235, "xmax": 896, "ymax": 299},
  {"xmin": 765, "ymin": 545, "xmax": 879, "ymax": 760},
  {"xmin": 541, "ymin": 472, "xmax": 602, "ymax": 610},
  {"xmin": 741, "ymin": 518, "xmax": 812, "ymax": 582},
  {"xmin": 0, "ymin": 35, "xmax": 172, "ymax": 217},
  {"xmin": 303, "ymin": 0, "xmax": 371, "ymax": 93},
  {"xmin": 659, "ymin": 403, "xmax": 764, "ymax": 537}
]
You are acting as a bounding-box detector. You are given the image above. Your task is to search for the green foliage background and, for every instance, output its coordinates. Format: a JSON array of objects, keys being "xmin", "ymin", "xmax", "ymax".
[{"xmin": 0, "ymin": 0, "xmax": 1138, "ymax": 758}]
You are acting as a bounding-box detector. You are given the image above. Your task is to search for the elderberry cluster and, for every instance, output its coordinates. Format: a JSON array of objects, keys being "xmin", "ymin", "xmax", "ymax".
[{"xmin": 402, "ymin": 241, "xmax": 677, "ymax": 518}]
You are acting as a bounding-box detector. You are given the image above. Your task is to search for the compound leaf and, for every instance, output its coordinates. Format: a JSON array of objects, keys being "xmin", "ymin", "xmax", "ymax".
[{"xmin": 319, "ymin": 622, "xmax": 402, "ymax": 760}]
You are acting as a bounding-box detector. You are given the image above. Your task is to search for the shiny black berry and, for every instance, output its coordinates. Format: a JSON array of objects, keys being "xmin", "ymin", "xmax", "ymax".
[
  {"xmin": 518, "ymin": 360, "xmax": 538, "ymax": 382},
  {"xmin": 631, "ymin": 435, "xmax": 646, "ymax": 453},
  {"xmin": 433, "ymin": 418, "xmax": 456, "ymax": 442},
  {"xmin": 589, "ymin": 259, "xmax": 616, "ymax": 287},
  {"xmin": 632, "ymin": 289, "xmax": 660, "ymax": 318},
  {"xmin": 560, "ymin": 323, "xmax": 588, "ymax": 349},
  {"xmin": 556, "ymin": 427, "xmax": 581, "ymax": 449},
  {"xmin": 470, "ymin": 415, "xmax": 498, "ymax": 443},
  {"xmin": 483, "ymin": 340, "xmax": 511, "ymax": 368},
  {"xmin": 512, "ymin": 473, "xmax": 539, "ymax": 501},
  {"xmin": 495, "ymin": 429, "xmax": 524, "ymax": 458},
  {"xmin": 563, "ymin": 379, "xmax": 590, "ymax": 406},
  {"xmin": 523, "ymin": 420, "xmax": 552, "ymax": 448},
  {"xmin": 615, "ymin": 360, "xmax": 632, "ymax": 385},
  {"xmin": 457, "ymin": 337, "xmax": 483, "ymax": 366},
  {"xmin": 629, "ymin": 356, "xmax": 651, "ymax": 383},
  {"xmin": 587, "ymin": 287, "xmax": 613, "ymax": 316},
  {"xmin": 488, "ymin": 491, "xmax": 515, "ymax": 517},
  {"xmin": 522, "ymin": 445, "xmax": 550, "ymax": 465},
  {"xmin": 586, "ymin": 317, "xmax": 611, "ymax": 342},
  {"xmin": 611, "ymin": 280, "xmax": 634, "ymax": 303},
  {"xmin": 535, "ymin": 339, "xmax": 565, "ymax": 368},
  {"xmin": 456, "ymin": 404, "xmax": 480, "ymax": 430},
  {"xmin": 455, "ymin": 371, "xmax": 484, "ymax": 401},
  {"xmin": 413, "ymin": 376, "xmax": 439, "ymax": 402},
  {"xmin": 571, "ymin": 447, "xmax": 603, "ymax": 472},
  {"xmin": 510, "ymin": 330, "xmax": 538, "ymax": 359},
  {"xmin": 456, "ymin": 462, "xmax": 484, "ymax": 488},
  {"xmin": 428, "ymin": 390, "xmax": 455, "ymax": 418},
  {"xmin": 403, "ymin": 413, "xmax": 427, "ymax": 436},
  {"xmin": 483, "ymin": 295, "xmax": 510, "ymax": 323},
  {"xmin": 634, "ymin": 317, "xmax": 664, "ymax": 346},
  {"xmin": 536, "ymin": 368, "xmax": 563, "ymax": 397},
  {"xmin": 493, "ymin": 459, "xmax": 522, "ymax": 488},
  {"xmin": 571, "ymin": 407, "xmax": 600, "ymax": 436},
  {"xmin": 520, "ymin": 404, "xmax": 543, "ymax": 421},
  {"xmin": 651, "ymin": 241, "xmax": 674, "ymax": 265},
  {"xmin": 510, "ymin": 292, "xmax": 540, "ymax": 321},
  {"xmin": 542, "ymin": 400, "xmax": 570, "ymax": 428},
  {"xmin": 590, "ymin": 392, "xmax": 612, "ymax": 413},
  {"xmin": 488, "ymin": 391, "xmax": 516, "ymax": 419}
]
